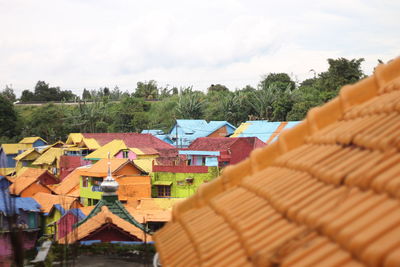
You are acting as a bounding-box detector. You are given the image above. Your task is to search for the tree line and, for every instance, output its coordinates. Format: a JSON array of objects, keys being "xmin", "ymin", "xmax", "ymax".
[{"xmin": 0, "ymin": 57, "xmax": 367, "ymax": 143}]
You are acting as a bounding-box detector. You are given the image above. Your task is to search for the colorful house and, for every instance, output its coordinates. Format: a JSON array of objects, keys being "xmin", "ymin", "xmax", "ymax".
[
  {"xmin": 231, "ymin": 120, "xmax": 301, "ymax": 143},
  {"xmin": 0, "ymin": 143, "xmax": 32, "ymax": 175},
  {"xmin": 56, "ymin": 206, "xmax": 94, "ymax": 240},
  {"xmin": 32, "ymin": 192, "xmax": 82, "ymax": 235},
  {"xmin": 18, "ymin": 137, "xmax": 47, "ymax": 147},
  {"xmin": 58, "ymin": 165, "xmax": 150, "ymax": 244},
  {"xmin": 152, "ymin": 161, "xmax": 219, "ymax": 198},
  {"xmin": 59, "ymin": 155, "xmax": 91, "ymax": 181},
  {"xmin": 9, "ymin": 168, "xmax": 58, "ymax": 197},
  {"xmin": 13, "ymin": 148, "xmax": 41, "ymax": 173},
  {"xmin": 0, "ymin": 185, "xmax": 41, "ymax": 258},
  {"xmin": 141, "ymin": 130, "xmax": 174, "ymax": 145},
  {"xmin": 66, "ymin": 132, "xmax": 174, "ymax": 151},
  {"xmin": 79, "ymin": 158, "xmax": 150, "ymax": 206},
  {"xmin": 31, "ymin": 147, "xmax": 64, "ymax": 176},
  {"xmin": 168, "ymin": 120, "xmax": 236, "ymax": 147},
  {"xmin": 53, "ymin": 167, "xmax": 86, "ymax": 198},
  {"xmin": 188, "ymin": 137, "xmax": 265, "ymax": 167},
  {"xmin": 153, "ymin": 59, "xmax": 400, "ymax": 266}
]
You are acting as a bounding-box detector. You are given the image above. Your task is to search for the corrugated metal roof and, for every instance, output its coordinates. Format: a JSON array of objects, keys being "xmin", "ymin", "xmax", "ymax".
[
  {"xmin": 65, "ymin": 133, "xmax": 84, "ymax": 145},
  {"xmin": 169, "ymin": 120, "xmax": 236, "ymax": 147},
  {"xmin": 32, "ymin": 192, "xmax": 79, "ymax": 214},
  {"xmin": 231, "ymin": 120, "xmax": 301, "ymax": 143},
  {"xmin": 85, "ymin": 140, "xmax": 127, "ymax": 160},
  {"xmin": 0, "ymin": 191, "xmax": 41, "ymax": 214},
  {"xmin": 14, "ymin": 148, "xmax": 40, "ymax": 161},
  {"xmin": 79, "ymin": 138, "xmax": 100, "ymax": 150},
  {"xmin": 1, "ymin": 143, "xmax": 32, "ymax": 155},
  {"xmin": 19, "ymin": 137, "xmax": 47, "ymax": 145},
  {"xmin": 132, "ymin": 159, "xmax": 153, "ymax": 173},
  {"xmin": 9, "ymin": 168, "xmax": 50, "ymax": 195},
  {"xmin": 32, "ymin": 147, "xmax": 64, "ymax": 166}
]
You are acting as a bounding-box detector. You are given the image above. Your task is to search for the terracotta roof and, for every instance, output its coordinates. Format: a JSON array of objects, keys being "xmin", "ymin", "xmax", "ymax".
[
  {"xmin": 188, "ymin": 137, "xmax": 265, "ymax": 151},
  {"xmin": 19, "ymin": 136, "xmax": 47, "ymax": 144},
  {"xmin": 53, "ymin": 168, "xmax": 81, "ymax": 195},
  {"xmin": 125, "ymin": 206, "xmax": 171, "ymax": 223},
  {"xmin": 58, "ymin": 206, "xmax": 151, "ymax": 244},
  {"xmin": 154, "ymin": 58, "xmax": 400, "ymax": 266},
  {"xmin": 9, "ymin": 168, "xmax": 52, "ymax": 195},
  {"xmin": 32, "ymin": 192, "xmax": 80, "ymax": 214}
]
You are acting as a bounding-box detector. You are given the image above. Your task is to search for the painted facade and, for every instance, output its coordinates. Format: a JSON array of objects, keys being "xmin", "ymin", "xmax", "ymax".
[
  {"xmin": 151, "ymin": 166, "xmax": 219, "ymax": 198},
  {"xmin": 79, "ymin": 159, "xmax": 148, "ymax": 206}
]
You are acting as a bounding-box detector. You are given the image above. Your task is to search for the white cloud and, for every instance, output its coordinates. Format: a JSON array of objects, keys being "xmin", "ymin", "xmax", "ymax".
[{"xmin": 0, "ymin": 0, "xmax": 398, "ymax": 97}]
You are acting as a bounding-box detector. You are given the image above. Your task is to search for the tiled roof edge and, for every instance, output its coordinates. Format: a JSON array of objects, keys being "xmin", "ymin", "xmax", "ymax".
[{"xmin": 171, "ymin": 57, "xmax": 400, "ymax": 222}]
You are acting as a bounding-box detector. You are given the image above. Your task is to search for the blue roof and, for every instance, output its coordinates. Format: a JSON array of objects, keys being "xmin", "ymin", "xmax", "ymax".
[
  {"xmin": 233, "ymin": 121, "xmax": 301, "ymax": 143},
  {"xmin": 60, "ymin": 208, "xmax": 86, "ymax": 221},
  {"xmin": 169, "ymin": 120, "xmax": 237, "ymax": 147},
  {"xmin": 141, "ymin": 130, "xmax": 174, "ymax": 145},
  {"xmin": 0, "ymin": 191, "xmax": 41, "ymax": 215}
]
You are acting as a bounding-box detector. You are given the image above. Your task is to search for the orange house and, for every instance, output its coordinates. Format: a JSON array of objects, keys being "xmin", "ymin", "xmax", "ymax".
[
  {"xmin": 79, "ymin": 159, "xmax": 150, "ymax": 206},
  {"xmin": 9, "ymin": 168, "xmax": 57, "ymax": 197}
]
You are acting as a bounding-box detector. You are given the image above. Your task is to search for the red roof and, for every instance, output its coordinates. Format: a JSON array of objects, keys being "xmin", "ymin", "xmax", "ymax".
[
  {"xmin": 188, "ymin": 137, "xmax": 265, "ymax": 151},
  {"xmin": 82, "ymin": 133, "xmax": 174, "ymax": 150}
]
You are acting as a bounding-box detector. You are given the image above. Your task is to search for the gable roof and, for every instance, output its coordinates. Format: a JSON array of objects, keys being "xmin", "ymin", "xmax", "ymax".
[
  {"xmin": 32, "ymin": 192, "xmax": 79, "ymax": 215},
  {"xmin": 58, "ymin": 206, "xmax": 150, "ymax": 244},
  {"xmin": 53, "ymin": 168, "xmax": 82, "ymax": 196},
  {"xmin": 9, "ymin": 168, "xmax": 55, "ymax": 195},
  {"xmin": 170, "ymin": 120, "xmax": 237, "ymax": 147},
  {"xmin": 14, "ymin": 148, "xmax": 41, "ymax": 161},
  {"xmin": 79, "ymin": 158, "xmax": 146, "ymax": 177},
  {"xmin": 153, "ymin": 58, "xmax": 400, "ymax": 266},
  {"xmin": 19, "ymin": 137, "xmax": 47, "ymax": 145},
  {"xmin": 188, "ymin": 137, "xmax": 265, "ymax": 151},
  {"xmin": 231, "ymin": 120, "xmax": 301, "ymax": 143},
  {"xmin": 1, "ymin": 143, "xmax": 32, "ymax": 155},
  {"xmin": 32, "ymin": 147, "xmax": 64, "ymax": 166},
  {"xmin": 78, "ymin": 138, "xmax": 100, "ymax": 150},
  {"xmin": 84, "ymin": 140, "xmax": 127, "ymax": 160},
  {"xmin": 81, "ymin": 133, "xmax": 174, "ymax": 149}
]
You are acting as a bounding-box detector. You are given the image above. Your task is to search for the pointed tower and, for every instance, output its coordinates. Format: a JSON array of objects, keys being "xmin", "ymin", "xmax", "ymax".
[{"xmin": 75, "ymin": 153, "xmax": 149, "ymax": 233}]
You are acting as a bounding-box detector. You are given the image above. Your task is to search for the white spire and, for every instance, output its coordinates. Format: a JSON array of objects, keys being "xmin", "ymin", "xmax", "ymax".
[{"xmin": 100, "ymin": 152, "xmax": 119, "ymax": 195}]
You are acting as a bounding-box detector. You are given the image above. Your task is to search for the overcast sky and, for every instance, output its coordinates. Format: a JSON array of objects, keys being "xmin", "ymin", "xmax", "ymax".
[{"xmin": 0, "ymin": 0, "xmax": 398, "ymax": 97}]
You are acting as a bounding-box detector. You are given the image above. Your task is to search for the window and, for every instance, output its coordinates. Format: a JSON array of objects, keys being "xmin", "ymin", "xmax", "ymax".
[
  {"xmin": 82, "ymin": 177, "xmax": 89, "ymax": 187},
  {"xmin": 157, "ymin": 185, "xmax": 171, "ymax": 197},
  {"xmin": 122, "ymin": 150, "xmax": 129, "ymax": 158}
]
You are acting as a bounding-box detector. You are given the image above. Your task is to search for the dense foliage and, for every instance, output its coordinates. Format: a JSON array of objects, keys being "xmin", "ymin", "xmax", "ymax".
[{"xmin": 0, "ymin": 58, "xmax": 367, "ymax": 143}]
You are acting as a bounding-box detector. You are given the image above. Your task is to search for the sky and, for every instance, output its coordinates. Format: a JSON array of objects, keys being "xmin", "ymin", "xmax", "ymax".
[{"xmin": 0, "ymin": 0, "xmax": 399, "ymax": 97}]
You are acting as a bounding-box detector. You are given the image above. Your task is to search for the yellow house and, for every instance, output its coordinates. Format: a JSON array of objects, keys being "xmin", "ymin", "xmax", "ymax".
[
  {"xmin": 32, "ymin": 147, "xmax": 64, "ymax": 176},
  {"xmin": 14, "ymin": 148, "xmax": 41, "ymax": 173}
]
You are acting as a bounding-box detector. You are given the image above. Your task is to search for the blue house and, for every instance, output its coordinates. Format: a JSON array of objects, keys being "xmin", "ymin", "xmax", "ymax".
[
  {"xmin": 0, "ymin": 177, "xmax": 41, "ymax": 257},
  {"xmin": 168, "ymin": 120, "xmax": 236, "ymax": 148},
  {"xmin": 231, "ymin": 121, "xmax": 301, "ymax": 144},
  {"xmin": 0, "ymin": 137, "xmax": 47, "ymax": 175},
  {"xmin": 141, "ymin": 130, "xmax": 174, "ymax": 145}
]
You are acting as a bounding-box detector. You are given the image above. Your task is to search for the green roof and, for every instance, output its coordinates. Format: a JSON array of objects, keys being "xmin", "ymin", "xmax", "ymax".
[{"xmin": 76, "ymin": 195, "xmax": 150, "ymax": 233}]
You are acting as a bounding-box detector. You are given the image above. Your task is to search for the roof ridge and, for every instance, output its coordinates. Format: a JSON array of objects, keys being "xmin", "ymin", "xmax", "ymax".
[{"xmin": 170, "ymin": 57, "xmax": 400, "ymax": 220}]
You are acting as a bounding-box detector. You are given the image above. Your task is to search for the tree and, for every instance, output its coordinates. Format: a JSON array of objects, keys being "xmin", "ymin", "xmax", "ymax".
[
  {"xmin": 316, "ymin": 58, "xmax": 365, "ymax": 93},
  {"xmin": 0, "ymin": 94, "xmax": 18, "ymax": 138},
  {"xmin": 135, "ymin": 80, "xmax": 159, "ymax": 100},
  {"xmin": 109, "ymin": 97, "xmax": 150, "ymax": 132},
  {"xmin": 207, "ymin": 84, "xmax": 229, "ymax": 94},
  {"xmin": 175, "ymin": 91, "xmax": 205, "ymax": 119},
  {"xmin": 259, "ymin": 73, "xmax": 296, "ymax": 91},
  {"xmin": 82, "ymin": 88, "xmax": 91, "ymax": 100},
  {"xmin": 20, "ymin": 90, "xmax": 35, "ymax": 102},
  {"xmin": 1, "ymin": 85, "xmax": 16, "ymax": 102}
]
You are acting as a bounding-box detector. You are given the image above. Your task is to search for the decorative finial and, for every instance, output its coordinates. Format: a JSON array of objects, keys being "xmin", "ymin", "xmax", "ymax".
[{"xmin": 100, "ymin": 152, "xmax": 119, "ymax": 195}]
